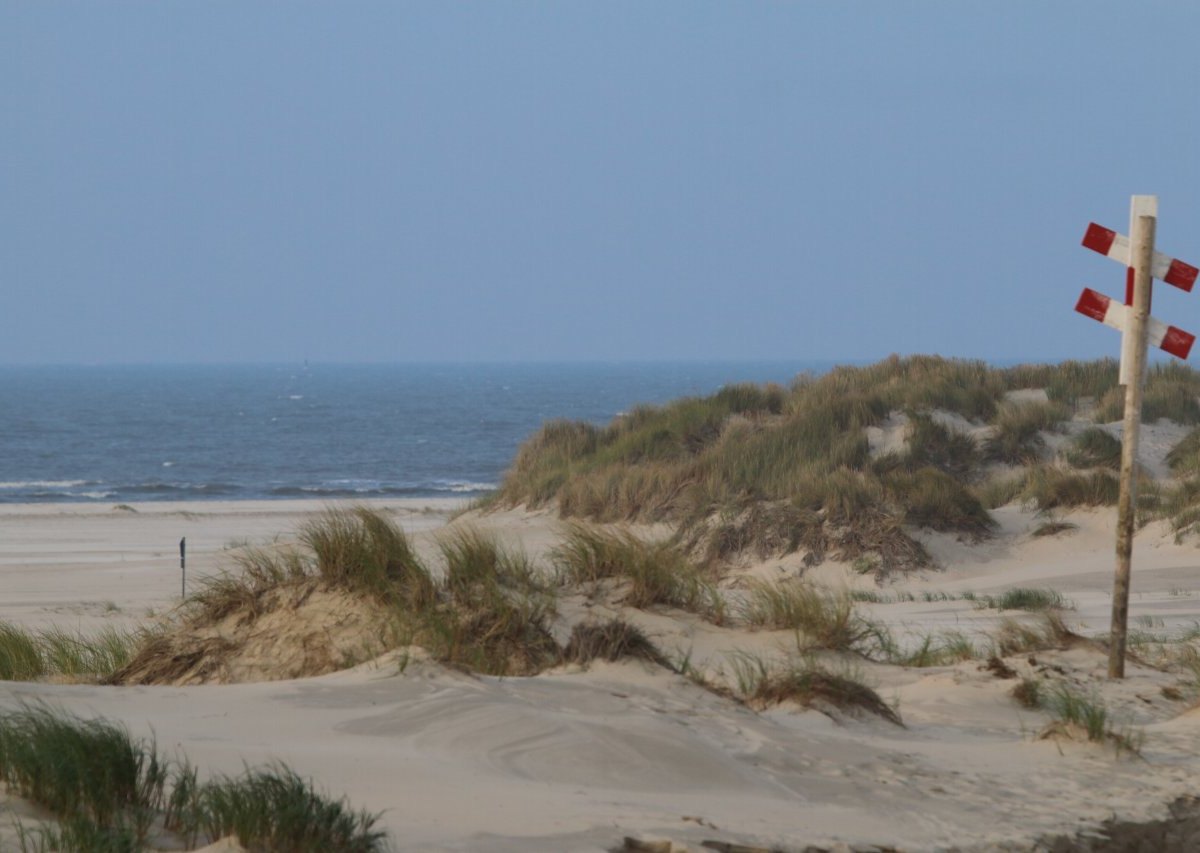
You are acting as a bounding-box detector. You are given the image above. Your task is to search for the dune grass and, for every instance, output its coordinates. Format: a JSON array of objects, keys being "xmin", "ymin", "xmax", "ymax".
[
  {"xmin": 1042, "ymin": 684, "xmax": 1142, "ymax": 755},
  {"xmin": 1003, "ymin": 359, "xmax": 1119, "ymax": 411},
  {"xmin": 0, "ymin": 622, "xmax": 142, "ymax": 682},
  {"xmin": 970, "ymin": 588, "xmax": 1070, "ymax": 612},
  {"xmin": 190, "ymin": 764, "xmax": 386, "ymax": 853},
  {"xmin": 1093, "ymin": 362, "xmax": 1200, "ymax": 424},
  {"xmin": 726, "ymin": 652, "xmax": 902, "ymax": 725},
  {"xmin": 0, "ymin": 705, "xmax": 388, "ymax": 852},
  {"xmin": 420, "ymin": 527, "xmax": 560, "ymax": 676},
  {"xmin": 1167, "ymin": 427, "xmax": 1200, "ymax": 476},
  {"xmin": 881, "ymin": 468, "xmax": 995, "ymax": 536},
  {"xmin": 738, "ymin": 581, "xmax": 891, "ymax": 657},
  {"xmin": 561, "ymin": 619, "xmax": 668, "ymax": 667},
  {"xmin": 991, "ymin": 611, "xmax": 1082, "ymax": 656},
  {"xmin": 552, "ymin": 524, "xmax": 725, "ymax": 621},
  {"xmin": 1014, "ymin": 465, "xmax": 1120, "ymax": 511},
  {"xmin": 892, "ymin": 412, "xmax": 980, "ymax": 480},
  {"xmin": 1011, "ymin": 676, "xmax": 1043, "ymax": 709},
  {"xmin": 493, "ymin": 355, "xmax": 1200, "ymax": 569},
  {"xmin": 118, "ymin": 510, "xmax": 563, "ymax": 682},
  {"xmin": 1065, "ymin": 427, "xmax": 1122, "ymax": 470},
  {"xmin": 894, "ymin": 631, "xmax": 979, "ymax": 667},
  {"xmin": 0, "ymin": 623, "xmax": 44, "ymax": 681},
  {"xmin": 498, "ymin": 356, "xmax": 1017, "ymax": 569},
  {"xmin": 0, "ymin": 705, "xmax": 181, "ymax": 846},
  {"xmin": 185, "ymin": 546, "xmax": 312, "ymax": 624},
  {"xmin": 497, "ymin": 355, "xmax": 1160, "ymax": 570},
  {"xmin": 303, "ymin": 507, "xmax": 435, "ymax": 606},
  {"xmin": 983, "ymin": 400, "xmax": 1067, "ymax": 465}
]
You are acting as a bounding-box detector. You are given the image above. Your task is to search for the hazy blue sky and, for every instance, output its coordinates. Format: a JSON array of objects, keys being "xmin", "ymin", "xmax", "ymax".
[{"xmin": 4, "ymin": 3, "xmax": 1200, "ymax": 365}]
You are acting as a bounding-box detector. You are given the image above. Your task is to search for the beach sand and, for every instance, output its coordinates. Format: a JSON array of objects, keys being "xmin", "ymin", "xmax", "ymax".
[{"xmin": 2, "ymin": 498, "xmax": 1200, "ymax": 851}]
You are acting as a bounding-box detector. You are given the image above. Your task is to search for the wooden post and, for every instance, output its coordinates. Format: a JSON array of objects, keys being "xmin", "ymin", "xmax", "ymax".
[
  {"xmin": 180, "ymin": 537, "xmax": 187, "ymax": 599},
  {"xmin": 1109, "ymin": 197, "xmax": 1156, "ymax": 679}
]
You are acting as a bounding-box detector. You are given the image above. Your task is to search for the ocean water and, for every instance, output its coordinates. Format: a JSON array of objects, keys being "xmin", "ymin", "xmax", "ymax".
[{"xmin": 0, "ymin": 362, "xmax": 824, "ymax": 504}]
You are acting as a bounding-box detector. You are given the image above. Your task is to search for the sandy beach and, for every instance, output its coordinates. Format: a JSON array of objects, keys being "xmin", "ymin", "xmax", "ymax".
[{"xmin": 1, "ymin": 497, "xmax": 1199, "ymax": 851}]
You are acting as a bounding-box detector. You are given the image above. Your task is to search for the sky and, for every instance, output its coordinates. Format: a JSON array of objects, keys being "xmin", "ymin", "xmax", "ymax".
[{"xmin": 4, "ymin": 2, "xmax": 1200, "ymax": 366}]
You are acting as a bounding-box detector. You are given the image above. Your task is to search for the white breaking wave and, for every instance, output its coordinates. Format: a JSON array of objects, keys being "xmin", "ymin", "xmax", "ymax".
[
  {"xmin": 0, "ymin": 480, "xmax": 90, "ymax": 490},
  {"xmin": 438, "ymin": 481, "xmax": 498, "ymax": 493}
]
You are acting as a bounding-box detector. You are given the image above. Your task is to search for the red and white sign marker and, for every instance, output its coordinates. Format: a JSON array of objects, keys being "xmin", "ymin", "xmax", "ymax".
[
  {"xmin": 1075, "ymin": 287, "xmax": 1195, "ymax": 360},
  {"xmin": 1082, "ymin": 222, "xmax": 1199, "ymax": 292}
]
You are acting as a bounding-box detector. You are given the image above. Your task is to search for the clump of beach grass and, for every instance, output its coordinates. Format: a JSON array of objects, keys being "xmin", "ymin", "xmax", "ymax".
[
  {"xmin": 726, "ymin": 652, "xmax": 902, "ymax": 725},
  {"xmin": 893, "ymin": 631, "xmax": 979, "ymax": 667},
  {"xmin": 973, "ymin": 471, "xmax": 1027, "ymax": 509},
  {"xmin": 881, "ymin": 468, "xmax": 995, "ymax": 536},
  {"xmin": 0, "ymin": 704, "xmax": 183, "ymax": 846},
  {"xmin": 1065, "ymin": 427, "xmax": 1122, "ymax": 471},
  {"xmin": 991, "ymin": 611, "xmax": 1083, "ymax": 656},
  {"xmin": 0, "ymin": 622, "xmax": 143, "ymax": 682},
  {"xmin": 1011, "ymin": 676, "xmax": 1043, "ymax": 708},
  {"xmin": 0, "ymin": 623, "xmax": 44, "ymax": 682},
  {"xmin": 739, "ymin": 581, "xmax": 891, "ymax": 657},
  {"xmin": 971, "ymin": 588, "xmax": 1070, "ymax": 612},
  {"xmin": 0, "ymin": 704, "xmax": 388, "ymax": 852},
  {"xmin": 893, "ymin": 412, "xmax": 981, "ymax": 480},
  {"xmin": 190, "ymin": 764, "xmax": 386, "ymax": 853},
  {"xmin": 419, "ymin": 526, "xmax": 560, "ymax": 676},
  {"xmin": 1041, "ymin": 683, "xmax": 1142, "ymax": 755},
  {"xmin": 1016, "ymin": 465, "xmax": 1120, "ymax": 511},
  {"xmin": 1003, "ymin": 359, "xmax": 1119, "ymax": 411},
  {"xmin": 561, "ymin": 619, "xmax": 668, "ymax": 667},
  {"xmin": 1166, "ymin": 428, "xmax": 1200, "ymax": 476},
  {"xmin": 983, "ymin": 400, "xmax": 1068, "ymax": 465},
  {"xmin": 1032, "ymin": 519, "xmax": 1078, "ymax": 537},
  {"xmin": 1093, "ymin": 362, "xmax": 1200, "ymax": 424},
  {"xmin": 552, "ymin": 524, "xmax": 724, "ymax": 621},
  {"xmin": 303, "ymin": 506, "xmax": 435, "ymax": 606}
]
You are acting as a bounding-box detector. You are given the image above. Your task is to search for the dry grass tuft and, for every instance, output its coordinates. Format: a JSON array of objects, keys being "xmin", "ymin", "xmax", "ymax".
[
  {"xmin": 984, "ymin": 401, "xmax": 1068, "ymax": 465},
  {"xmin": 739, "ymin": 581, "xmax": 891, "ymax": 657},
  {"xmin": 1065, "ymin": 428, "xmax": 1122, "ymax": 471},
  {"xmin": 561, "ymin": 619, "xmax": 668, "ymax": 667},
  {"xmin": 303, "ymin": 507, "xmax": 435, "ymax": 606},
  {"xmin": 0, "ymin": 622, "xmax": 143, "ymax": 683},
  {"xmin": 553, "ymin": 524, "xmax": 724, "ymax": 620},
  {"xmin": 420, "ymin": 527, "xmax": 560, "ymax": 676},
  {"xmin": 991, "ymin": 611, "xmax": 1087, "ymax": 656},
  {"xmin": 727, "ymin": 653, "xmax": 902, "ymax": 725},
  {"xmin": 0, "ymin": 705, "xmax": 387, "ymax": 851}
]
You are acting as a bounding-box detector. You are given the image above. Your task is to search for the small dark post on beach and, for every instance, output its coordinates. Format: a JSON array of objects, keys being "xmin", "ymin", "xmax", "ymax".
[{"xmin": 180, "ymin": 537, "xmax": 187, "ymax": 598}]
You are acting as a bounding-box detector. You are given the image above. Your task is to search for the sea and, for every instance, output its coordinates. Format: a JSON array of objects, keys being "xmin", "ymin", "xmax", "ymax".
[{"xmin": 0, "ymin": 362, "xmax": 827, "ymax": 505}]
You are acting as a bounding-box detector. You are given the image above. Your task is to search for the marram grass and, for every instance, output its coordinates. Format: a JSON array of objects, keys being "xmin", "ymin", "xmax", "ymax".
[
  {"xmin": 498, "ymin": 355, "xmax": 1200, "ymax": 570},
  {"xmin": 0, "ymin": 622, "xmax": 142, "ymax": 682},
  {"xmin": 0, "ymin": 704, "xmax": 388, "ymax": 851}
]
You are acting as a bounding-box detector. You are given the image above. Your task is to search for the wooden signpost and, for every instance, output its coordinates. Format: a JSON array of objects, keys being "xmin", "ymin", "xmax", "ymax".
[{"xmin": 1075, "ymin": 195, "xmax": 1198, "ymax": 678}]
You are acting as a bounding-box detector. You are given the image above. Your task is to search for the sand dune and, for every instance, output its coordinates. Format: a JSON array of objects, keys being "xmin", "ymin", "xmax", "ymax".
[{"xmin": 2, "ymin": 498, "xmax": 1200, "ymax": 851}]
